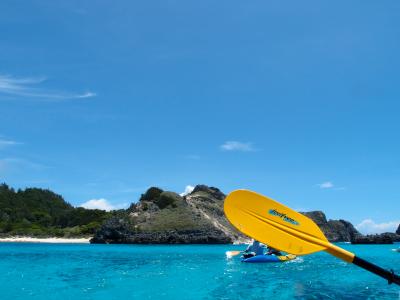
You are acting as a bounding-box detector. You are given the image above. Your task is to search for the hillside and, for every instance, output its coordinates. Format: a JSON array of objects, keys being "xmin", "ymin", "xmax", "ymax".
[
  {"xmin": 0, "ymin": 183, "xmax": 114, "ymax": 237},
  {"xmin": 91, "ymin": 185, "xmax": 368, "ymax": 244},
  {"xmin": 91, "ymin": 185, "xmax": 245, "ymax": 243}
]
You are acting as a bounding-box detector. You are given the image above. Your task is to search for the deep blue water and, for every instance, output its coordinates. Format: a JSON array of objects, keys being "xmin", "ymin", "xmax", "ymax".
[{"xmin": 0, "ymin": 243, "xmax": 399, "ymax": 299}]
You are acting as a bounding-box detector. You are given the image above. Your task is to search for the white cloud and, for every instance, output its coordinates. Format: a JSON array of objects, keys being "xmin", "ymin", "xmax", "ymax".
[
  {"xmin": 0, "ymin": 138, "xmax": 20, "ymax": 149},
  {"xmin": 79, "ymin": 198, "xmax": 127, "ymax": 211},
  {"xmin": 76, "ymin": 92, "xmax": 96, "ymax": 98},
  {"xmin": 356, "ymin": 219, "xmax": 400, "ymax": 235},
  {"xmin": 220, "ymin": 141, "xmax": 255, "ymax": 152},
  {"xmin": 317, "ymin": 181, "xmax": 334, "ymax": 189},
  {"xmin": 316, "ymin": 181, "xmax": 346, "ymax": 190},
  {"xmin": 180, "ymin": 185, "xmax": 195, "ymax": 196},
  {"xmin": 0, "ymin": 74, "xmax": 96, "ymax": 100}
]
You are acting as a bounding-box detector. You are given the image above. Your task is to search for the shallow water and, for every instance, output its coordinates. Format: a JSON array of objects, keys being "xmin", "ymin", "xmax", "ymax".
[{"xmin": 0, "ymin": 243, "xmax": 399, "ymax": 299}]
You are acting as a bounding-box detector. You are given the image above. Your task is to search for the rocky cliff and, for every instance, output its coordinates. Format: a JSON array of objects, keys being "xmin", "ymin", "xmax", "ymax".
[
  {"xmin": 91, "ymin": 185, "xmax": 367, "ymax": 244},
  {"xmin": 301, "ymin": 211, "xmax": 362, "ymax": 242},
  {"xmin": 397, "ymin": 224, "xmax": 400, "ymax": 235}
]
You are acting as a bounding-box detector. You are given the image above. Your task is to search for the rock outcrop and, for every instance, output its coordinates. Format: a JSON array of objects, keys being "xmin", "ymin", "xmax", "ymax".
[
  {"xmin": 91, "ymin": 185, "xmax": 243, "ymax": 244},
  {"xmin": 351, "ymin": 232, "xmax": 400, "ymax": 244},
  {"xmin": 396, "ymin": 224, "xmax": 400, "ymax": 235},
  {"xmin": 301, "ymin": 211, "xmax": 362, "ymax": 242}
]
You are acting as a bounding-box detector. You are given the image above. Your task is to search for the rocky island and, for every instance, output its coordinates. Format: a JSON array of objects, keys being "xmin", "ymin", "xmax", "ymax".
[
  {"xmin": 91, "ymin": 185, "xmax": 244, "ymax": 244},
  {"xmin": 1, "ymin": 183, "xmax": 398, "ymax": 244},
  {"xmin": 91, "ymin": 185, "xmax": 399, "ymax": 244}
]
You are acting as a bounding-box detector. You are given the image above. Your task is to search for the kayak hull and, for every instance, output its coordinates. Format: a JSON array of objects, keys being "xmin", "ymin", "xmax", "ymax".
[{"xmin": 241, "ymin": 254, "xmax": 296, "ymax": 263}]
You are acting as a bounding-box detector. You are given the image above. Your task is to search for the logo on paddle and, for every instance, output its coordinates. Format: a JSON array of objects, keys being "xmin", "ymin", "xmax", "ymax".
[{"xmin": 269, "ymin": 209, "xmax": 299, "ymax": 226}]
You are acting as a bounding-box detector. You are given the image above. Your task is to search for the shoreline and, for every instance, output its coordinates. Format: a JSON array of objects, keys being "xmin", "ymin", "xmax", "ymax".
[{"xmin": 0, "ymin": 237, "xmax": 90, "ymax": 243}]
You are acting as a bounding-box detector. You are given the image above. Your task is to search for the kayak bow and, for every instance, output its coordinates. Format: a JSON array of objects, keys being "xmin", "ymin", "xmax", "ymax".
[{"xmin": 242, "ymin": 254, "xmax": 297, "ymax": 263}]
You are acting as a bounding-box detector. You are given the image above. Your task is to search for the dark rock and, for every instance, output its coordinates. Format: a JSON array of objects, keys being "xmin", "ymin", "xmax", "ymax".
[
  {"xmin": 90, "ymin": 217, "xmax": 135, "ymax": 244},
  {"xmin": 90, "ymin": 217, "xmax": 231, "ymax": 244},
  {"xmin": 389, "ymin": 232, "xmax": 400, "ymax": 242},
  {"xmin": 327, "ymin": 219, "xmax": 362, "ymax": 242},
  {"xmin": 302, "ymin": 211, "xmax": 327, "ymax": 226},
  {"xmin": 191, "ymin": 185, "xmax": 225, "ymax": 200},
  {"xmin": 301, "ymin": 211, "xmax": 362, "ymax": 242},
  {"xmin": 351, "ymin": 233, "xmax": 396, "ymax": 244},
  {"xmin": 396, "ymin": 224, "xmax": 400, "ymax": 235},
  {"xmin": 94, "ymin": 230, "xmax": 231, "ymax": 244}
]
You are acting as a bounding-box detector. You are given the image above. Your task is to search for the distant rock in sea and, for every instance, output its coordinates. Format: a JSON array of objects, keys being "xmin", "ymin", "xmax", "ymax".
[
  {"xmin": 351, "ymin": 232, "xmax": 400, "ymax": 244},
  {"xmin": 396, "ymin": 224, "xmax": 400, "ymax": 235}
]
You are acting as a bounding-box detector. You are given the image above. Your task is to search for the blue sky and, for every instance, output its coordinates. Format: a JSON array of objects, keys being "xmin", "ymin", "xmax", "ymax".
[{"xmin": 1, "ymin": 1, "xmax": 400, "ymax": 234}]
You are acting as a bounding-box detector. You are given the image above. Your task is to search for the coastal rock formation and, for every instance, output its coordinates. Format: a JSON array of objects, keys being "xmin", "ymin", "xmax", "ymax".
[
  {"xmin": 301, "ymin": 211, "xmax": 361, "ymax": 242},
  {"xmin": 396, "ymin": 224, "xmax": 400, "ymax": 235},
  {"xmin": 91, "ymin": 185, "xmax": 243, "ymax": 244},
  {"xmin": 351, "ymin": 233, "xmax": 400, "ymax": 244},
  {"xmin": 92, "ymin": 185, "xmax": 366, "ymax": 244}
]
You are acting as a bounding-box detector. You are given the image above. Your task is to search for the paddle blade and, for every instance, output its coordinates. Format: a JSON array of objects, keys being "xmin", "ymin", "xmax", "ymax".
[{"xmin": 224, "ymin": 190, "xmax": 329, "ymax": 255}]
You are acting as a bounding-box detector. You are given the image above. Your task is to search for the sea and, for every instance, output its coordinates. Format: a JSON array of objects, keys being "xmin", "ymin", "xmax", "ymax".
[{"xmin": 0, "ymin": 243, "xmax": 399, "ymax": 299}]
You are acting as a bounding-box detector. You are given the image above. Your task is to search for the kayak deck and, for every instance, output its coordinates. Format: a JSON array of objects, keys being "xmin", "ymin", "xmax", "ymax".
[{"xmin": 241, "ymin": 254, "xmax": 297, "ymax": 263}]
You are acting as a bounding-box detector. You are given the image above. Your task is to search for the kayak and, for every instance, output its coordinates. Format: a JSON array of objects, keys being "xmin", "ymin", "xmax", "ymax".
[{"xmin": 241, "ymin": 254, "xmax": 297, "ymax": 263}]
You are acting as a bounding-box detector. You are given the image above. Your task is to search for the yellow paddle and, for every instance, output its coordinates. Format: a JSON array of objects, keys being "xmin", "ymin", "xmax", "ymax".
[{"xmin": 224, "ymin": 189, "xmax": 400, "ymax": 286}]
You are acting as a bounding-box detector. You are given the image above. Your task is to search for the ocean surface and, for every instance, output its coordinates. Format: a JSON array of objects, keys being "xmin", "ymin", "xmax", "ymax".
[{"xmin": 0, "ymin": 243, "xmax": 399, "ymax": 299}]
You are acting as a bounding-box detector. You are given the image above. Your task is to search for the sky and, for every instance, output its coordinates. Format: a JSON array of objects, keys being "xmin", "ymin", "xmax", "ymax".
[{"xmin": 1, "ymin": 1, "xmax": 400, "ymax": 234}]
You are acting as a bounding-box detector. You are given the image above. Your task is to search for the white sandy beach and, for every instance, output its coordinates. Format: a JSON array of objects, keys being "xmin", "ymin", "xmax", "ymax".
[{"xmin": 0, "ymin": 237, "xmax": 90, "ymax": 243}]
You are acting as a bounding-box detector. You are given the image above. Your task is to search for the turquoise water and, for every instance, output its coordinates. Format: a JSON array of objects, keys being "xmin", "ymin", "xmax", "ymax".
[{"xmin": 0, "ymin": 243, "xmax": 399, "ymax": 299}]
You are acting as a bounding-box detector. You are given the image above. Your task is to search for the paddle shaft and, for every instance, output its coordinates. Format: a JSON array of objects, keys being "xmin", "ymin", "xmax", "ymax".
[
  {"xmin": 353, "ymin": 256, "xmax": 400, "ymax": 286},
  {"xmin": 323, "ymin": 243, "xmax": 400, "ymax": 285}
]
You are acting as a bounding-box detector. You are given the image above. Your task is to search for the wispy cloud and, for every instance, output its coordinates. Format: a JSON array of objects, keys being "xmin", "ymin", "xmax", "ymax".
[
  {"xmin": 79, "ymin": 198, "xmax": 128, "ymax": 211},
  {"xmin": 356, "ymin": 219, "xmax": 400, "ymax": 235},
  {"xmin": 220, "ymin": 141, "xmax": 256, "ymax": 152},
  {"xmin": 180, "ymin": 185, "xmax": 195, "ymax": 196},
  {"xmin": 316, "ymin": 181, "xmax": 346, "ymax": 190},
  {"xmin": 0, "ymin": 75, "xmax": 96, "ymax": 101},
  {"xmin": 0, "ymin": 138, "xmax": 21, "ymax": 149},
  {"xmin": 317, "ymin": 181, "xmax": 334, "ymax": 189}
]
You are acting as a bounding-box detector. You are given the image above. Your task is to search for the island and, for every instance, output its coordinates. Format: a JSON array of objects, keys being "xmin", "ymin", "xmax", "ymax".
[{"xmin": 1, "ymin": 183, "xmax": 399, "ymax": 244}]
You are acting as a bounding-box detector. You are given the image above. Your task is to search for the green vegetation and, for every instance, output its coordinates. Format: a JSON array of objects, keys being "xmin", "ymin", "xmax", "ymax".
[
  {"xmin": 139, "ymin": 187, "xmax": 163, "ymax": 202},
  {"xmin": 133, "ymin": 189, "xmax": 212, "ymax": 232},
  {"xmin": 140, "ymin": 206, "xmax": 209, "ymax": 232},
  {"xmin": 156, "ymin": 192, "xmax": 182, "ymax": 209},
  {"xmin": 0, "ymin": 183, "xmax": 116, "ymax": 237},
  {"xmin": 138, "ymin": 187, "xmax": 183, "ymax": 209}
]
